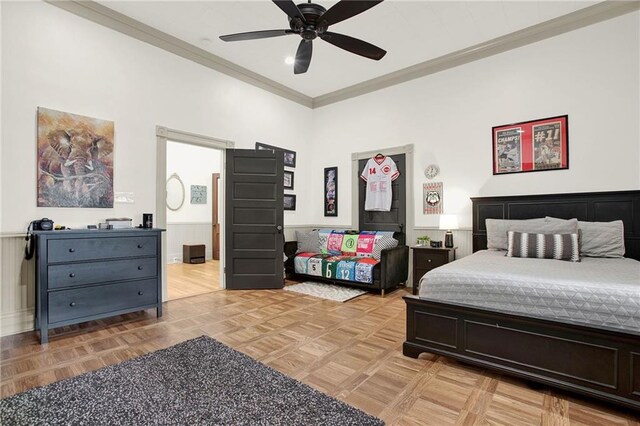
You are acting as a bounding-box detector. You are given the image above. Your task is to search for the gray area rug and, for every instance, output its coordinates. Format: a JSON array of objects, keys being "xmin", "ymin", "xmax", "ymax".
[
  {"xmin": 1, "ymin": 336, "xmax": 383, "ymax": 426},
  {"xmin": 284, "ymin": 282, "xmax": 367, "ymax": 302}
]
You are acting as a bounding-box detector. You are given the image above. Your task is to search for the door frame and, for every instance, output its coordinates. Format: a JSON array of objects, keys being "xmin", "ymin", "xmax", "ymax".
[
  {"xmin": 350, "ymin": 144, "xmax": 414, "ymax": 241},
  {"xmin": 156, "ymin": 126, "xmax": 234, "ymax": 300}
]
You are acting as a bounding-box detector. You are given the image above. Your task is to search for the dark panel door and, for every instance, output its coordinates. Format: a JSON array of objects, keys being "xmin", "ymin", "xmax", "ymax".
[
  {"xmin": 225, "ymin": 149, "xmax": 284, "ymax": 289},
  {"xmin": 358, "ymin": 154, "xmax": 406, "ymax": 233}
]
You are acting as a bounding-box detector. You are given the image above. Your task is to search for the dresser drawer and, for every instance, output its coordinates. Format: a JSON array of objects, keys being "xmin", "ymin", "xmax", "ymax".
[
  {"xmin": 47, "ymin": 236, "xmax": 156, "ymax": 263},
  {"xmin": 415, "ymin": 252, "xmax": 448, "ymax": 269},
  {"xmin": 48, "ymin": 257, "xmax": 157, "ymax": 289},
  {"xmin": 48, "ymin": 279, "xmax": 158, "ymax": 324}
]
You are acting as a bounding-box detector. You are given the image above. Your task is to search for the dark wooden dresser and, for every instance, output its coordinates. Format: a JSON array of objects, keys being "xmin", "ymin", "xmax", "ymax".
[
  {"xmin": 33, "ymin": 228, "xmax": 164, "ymax": 343},
  {"xmin": 411, "ymin": 246, "xmax": 456, "ymax": 295}
]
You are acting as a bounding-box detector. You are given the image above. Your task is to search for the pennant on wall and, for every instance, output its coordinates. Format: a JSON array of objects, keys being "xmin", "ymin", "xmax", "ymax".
[{"xmin": 423, "ymin": 182, "xmax": 443, "ymax": 215}]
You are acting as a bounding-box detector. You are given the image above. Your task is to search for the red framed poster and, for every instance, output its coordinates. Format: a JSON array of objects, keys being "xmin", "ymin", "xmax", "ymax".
[{"xmin": 492, "ymin": 115, "xmax": 568, "ymax": 175}]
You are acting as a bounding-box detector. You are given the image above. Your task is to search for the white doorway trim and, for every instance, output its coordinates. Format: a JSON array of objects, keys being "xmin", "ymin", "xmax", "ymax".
[
  {"xmin": 156, "ymin": 126, "xmax": 234, "ymax": 301},
  {"xmin": 350, "ymin": 144, "xmax": 414, "ymax": 238}
]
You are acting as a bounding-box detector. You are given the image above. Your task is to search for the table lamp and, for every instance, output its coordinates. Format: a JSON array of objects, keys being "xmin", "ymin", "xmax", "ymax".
[{"xmin": 439, "ymin": 214, "xmax": 459, "ymax": 248}]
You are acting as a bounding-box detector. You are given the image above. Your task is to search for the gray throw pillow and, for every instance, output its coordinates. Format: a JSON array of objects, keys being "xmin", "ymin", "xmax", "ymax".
[
  {"xmin": 486, "ymin": 218, "xmax": 547, "ymax": 251},
  {"xmin": 372, "ymin": 236, "xmax": 398, "ymax": 260},
  {"xmin": 509, "ymin": 217, "xmax": 578, "ymax": 235},
  {"xmin": 296, "ymin": 230, "xmax": 319, "ymax": 254},
  {"xmin": 578, "ymin": 220, "xmax": 625, "ymax": 258}
]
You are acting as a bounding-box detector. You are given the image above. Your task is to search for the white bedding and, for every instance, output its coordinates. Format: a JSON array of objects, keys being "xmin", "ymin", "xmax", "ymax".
[{"xmin": 418, "ymin": 250, "xmax": 640, "ymax": 332}]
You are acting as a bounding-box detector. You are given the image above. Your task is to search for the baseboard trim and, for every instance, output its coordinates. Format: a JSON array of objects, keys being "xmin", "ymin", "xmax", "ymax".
[{"xmin": 1, "ymin": 308, "xmax": 35, "ymax": 337}]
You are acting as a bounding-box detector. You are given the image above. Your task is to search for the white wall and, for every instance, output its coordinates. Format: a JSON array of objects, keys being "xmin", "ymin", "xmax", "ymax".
[
  {"xmin": 166, "ymin": 141, "xmax": 220, "ymax": 223},
  {"xmin": 0, "ymin": 1, "xmax": 314, "ymax": 234},
  {"xmin": 312, "ymin": 12, "xmax": 640, "ymax": 230},
  {"xmin": 165, "ymin": 141, "xmax": 220, "ymax": 261}
]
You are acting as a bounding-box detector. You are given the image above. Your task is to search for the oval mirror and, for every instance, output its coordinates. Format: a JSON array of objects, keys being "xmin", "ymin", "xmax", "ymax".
[{"xmin": 166, "ymin": 173, "xmax": 185, "ymax": 211}]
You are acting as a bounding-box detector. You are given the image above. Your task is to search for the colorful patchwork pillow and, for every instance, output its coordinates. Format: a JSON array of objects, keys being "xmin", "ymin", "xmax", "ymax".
[{"xmin": 506, "ymin": 231, "xmax": 580, "ymax": 262}]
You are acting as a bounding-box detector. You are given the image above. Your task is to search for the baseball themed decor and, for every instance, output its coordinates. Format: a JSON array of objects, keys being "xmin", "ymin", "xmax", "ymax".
[
  {"xmin": 423, "ymin": 182, "xmax": 443, "ymax": 214},
  {"xmin": 360, "ymin": 153, "xmax": 400, "ymax": 212}
]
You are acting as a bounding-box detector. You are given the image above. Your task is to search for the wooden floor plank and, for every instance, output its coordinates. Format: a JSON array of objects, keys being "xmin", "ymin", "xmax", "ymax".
[{"xmin": 1, "ymin": 279, "xmax": 638, "ymax": 425}]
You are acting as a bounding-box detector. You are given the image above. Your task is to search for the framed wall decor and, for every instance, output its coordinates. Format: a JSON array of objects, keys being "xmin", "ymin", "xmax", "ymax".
[
  {"xmin": 492, "ymin": 115, "xmax": 568, "ymax": 175},
  {"xmin": 284, "ymin": 194, "xmax": 296, "ymax": 211},
  {"xmin": 37, "ymin": 107, "xmax": 114, "ymax": 207},
  {"xmin": 190, "ymin": 185, "xmax": 207, "ymax": 204},
  {"xmin": 284, "ymin": 170, "xmax": 294, "ymax": 190},
  {"xmin": 255, "ymin": 142, "xmax": 296, "ymax": 168},
  {"xmin": 324, "ymin": 167, "xmax": 337, "ymax": 217},
  {"xmin": 423, "ymin": 182, "xmax": 443, "ymax": 215}
]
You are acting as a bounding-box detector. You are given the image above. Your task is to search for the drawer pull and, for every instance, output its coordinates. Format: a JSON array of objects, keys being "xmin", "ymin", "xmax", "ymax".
[
  {"xmin": 69, "ymin": 273, "xmax": 76, "ymax": 278},
  {"xmin": 427, "ymin": 259, "xmax": 432, "ymax": 263},
  {"xmin": 69, "ymin": 302, "xmax": 76, "ymax": 307},
  {"xmin": 69, "ymin": 248, "xmax": 75, "ymax": 253},
  {"xmin": 138, "ymin": 291, "xmax": 144, "ymax": 296},
  {"xmin": 137, "ymin": 244, "xmax": 143, "ymax": 249},
  {"xmin": 138, "ymin": 266, "xmax": 144, "ymax": 270}
]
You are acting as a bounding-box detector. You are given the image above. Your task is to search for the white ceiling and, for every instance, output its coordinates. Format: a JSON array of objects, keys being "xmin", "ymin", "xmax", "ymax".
[{"xmin": 99, "ymin": 0, "xmax": 598, "ymax": 97}]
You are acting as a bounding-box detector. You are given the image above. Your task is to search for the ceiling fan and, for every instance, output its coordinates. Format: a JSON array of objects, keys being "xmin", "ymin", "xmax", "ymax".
[{"xmin": 219, "ymin": 0, "xmax": 386, "ymax": 74}]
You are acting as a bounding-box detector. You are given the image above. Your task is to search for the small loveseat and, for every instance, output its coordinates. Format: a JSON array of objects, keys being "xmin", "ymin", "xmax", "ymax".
[{"xmin": 284, "ymin": 229, "xmax": 409, "ymax": 296}]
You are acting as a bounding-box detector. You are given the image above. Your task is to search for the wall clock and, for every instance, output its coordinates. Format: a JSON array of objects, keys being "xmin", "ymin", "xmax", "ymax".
[{"xmin": 424, "ymin": 164, "xmax": 440, "ymax": 180}]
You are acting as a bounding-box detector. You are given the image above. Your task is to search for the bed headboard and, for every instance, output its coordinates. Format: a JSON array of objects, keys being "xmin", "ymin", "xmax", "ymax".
[{"xmin": 471, "ymin": 190, "xmax": 640, "ymax": 260}]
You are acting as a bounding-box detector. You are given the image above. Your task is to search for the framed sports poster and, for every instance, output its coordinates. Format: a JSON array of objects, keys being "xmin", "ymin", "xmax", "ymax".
[
  {"xmin": 423, "ymin": 182, "xmax": 443, "ymax": 215},
  {"xmin": 255, "ymin": 142, "xmax": 296, "ymax": 168},
  {"xmin": 324, "ymin": 167, "xmax": 337, "ymax": 217},
  {"xmin": 492, "ymin": 115, "xmax": 568, "ymax": 175}
]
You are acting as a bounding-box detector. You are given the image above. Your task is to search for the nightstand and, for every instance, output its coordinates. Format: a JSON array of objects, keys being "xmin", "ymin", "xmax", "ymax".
[{"xmin": 411, "ymin": 246, "xmax": 457, "ymax": 295}]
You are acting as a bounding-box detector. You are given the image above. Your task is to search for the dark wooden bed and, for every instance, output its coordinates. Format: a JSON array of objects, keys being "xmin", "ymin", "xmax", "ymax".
[{"xmin": 403, "ymin": 190, "xmax": 640, "ymax": 411}]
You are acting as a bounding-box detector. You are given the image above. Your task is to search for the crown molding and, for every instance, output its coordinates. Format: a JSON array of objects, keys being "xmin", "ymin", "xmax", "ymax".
[
  {"xmin": 312, "ymin": 0, "xmax": 640, "ymax": 108},
  {"xmin": 46, "ymin": 0, "xmax": 638, "ymax": 110},
  {"xmin": 44, "ymin": 0, "xmax": 313, "ymax": 108}
]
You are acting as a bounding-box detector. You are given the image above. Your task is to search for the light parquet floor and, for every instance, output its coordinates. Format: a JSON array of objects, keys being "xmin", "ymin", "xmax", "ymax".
[
  {"xmin": 1, "ymin": 287, "xmax": 638, "ymax": 425},
  {"xmin": 166, "ymin": 259, "xmax": 221, "ymax": 300}
]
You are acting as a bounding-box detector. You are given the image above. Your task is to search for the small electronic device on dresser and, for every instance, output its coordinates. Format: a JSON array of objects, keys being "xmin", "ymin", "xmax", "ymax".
[{"xmin": 411, "ymin": 246, "xmax": 457, "ymax": 295}]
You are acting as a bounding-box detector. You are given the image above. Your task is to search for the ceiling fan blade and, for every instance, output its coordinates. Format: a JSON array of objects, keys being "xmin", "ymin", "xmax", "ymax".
[
  {"xmin": 320, "ymin": 32, "xmax": 386, "ymax": 60},
  {"xmin": 317, "ymin": 1, "xmax": 383, "ymax": 27},
  {"xmin": 294, "ymin": 40, "xmax": 313, "ymax": 74},
  {"xmin": 220, "ymin": 29, "xmax": 295, "ymax": 42},
  {"xmin": 273, "ymin": 0, "xmax": 306, "ymax": 24}
]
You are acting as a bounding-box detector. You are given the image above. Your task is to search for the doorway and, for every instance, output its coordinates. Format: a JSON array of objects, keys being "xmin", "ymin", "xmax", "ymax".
[
  {"xmin": 155, "ymin": 126, "xmax": 234, "ymax": 302},
  {"xmin": 165, "ymin": 141, "xmax": 222, "ymax": 300}
]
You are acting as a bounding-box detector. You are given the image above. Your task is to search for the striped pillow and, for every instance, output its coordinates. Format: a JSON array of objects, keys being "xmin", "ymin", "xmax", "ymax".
[{"xmin": 506, "ymin": 231, "xmax": 580, "ymax": 262}]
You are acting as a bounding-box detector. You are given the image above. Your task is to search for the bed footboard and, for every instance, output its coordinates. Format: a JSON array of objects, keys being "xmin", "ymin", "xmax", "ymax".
[{"xmin": 403, "ymin": 295, "xmax": 640, "ymax": 411}]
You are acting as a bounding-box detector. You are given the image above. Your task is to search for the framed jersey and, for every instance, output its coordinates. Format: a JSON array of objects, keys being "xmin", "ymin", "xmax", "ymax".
[{"xmin": 360, "ymin": 154, "xmax": 400, "ymax": 212}]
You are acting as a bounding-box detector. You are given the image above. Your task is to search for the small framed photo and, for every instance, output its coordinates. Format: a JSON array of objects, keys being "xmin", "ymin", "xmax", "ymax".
[
  {"xmin": 324, "ymin": 167, "xmax": 337, "ymax": 217},
  {"xmin": 190, "ymin": 185, "xmax": 207, "ymax": 204},
  {"xmin": 284, "ymin": 170, "xmax": 294, "ymax": 190},
  {"xmin": 255, "ymin": 142, "xmax": 296, "ymax": 168},
  {"xmin": 492, "ymin": 115, "xmax": 568, "ymax": 175},
  {"xmin": 284, "ymin": 194, "xmax": 296, "ymax": 211}
]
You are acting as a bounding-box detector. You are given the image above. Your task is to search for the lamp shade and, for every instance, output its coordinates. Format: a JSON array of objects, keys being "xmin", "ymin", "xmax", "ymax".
[{"xmin": 439, "ymin": 214, "xmax": 459, "ymax": 230}]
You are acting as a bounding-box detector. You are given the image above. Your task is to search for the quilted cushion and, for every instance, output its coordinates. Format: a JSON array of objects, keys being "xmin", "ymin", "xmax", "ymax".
[
  {"xmin": 293, "ymin": 253, "xmax": 380, "ymax": 284},
  {"xmin": 506, "ymin": 231, "xmax": 580, "ymax": 262},
  {"xmin": 296, "ymin": 230, "xmax": 319, "ymax": 254}
]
